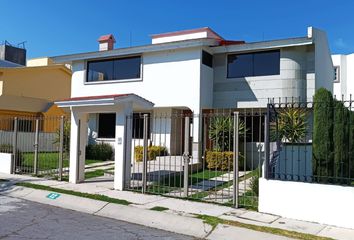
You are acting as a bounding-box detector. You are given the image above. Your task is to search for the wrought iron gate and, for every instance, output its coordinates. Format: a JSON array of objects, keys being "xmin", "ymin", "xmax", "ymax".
[{"xmin": 125, "ymin": 109, "xmax": 264, "ymax": 209}]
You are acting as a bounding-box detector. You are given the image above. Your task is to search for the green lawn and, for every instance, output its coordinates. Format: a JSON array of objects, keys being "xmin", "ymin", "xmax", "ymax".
[
  {"xmin": 85, "ymin": 169, "xmax": 105, "ymax": 179},
  {"xmin": 21, "ymin": 152, "xmax": 102, "ymax": 171}
]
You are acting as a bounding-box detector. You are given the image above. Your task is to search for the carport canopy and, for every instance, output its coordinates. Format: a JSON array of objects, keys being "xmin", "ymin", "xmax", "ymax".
[{"xmin": 55, "ymin": 93, "xmax": 154, "ymax": 190}]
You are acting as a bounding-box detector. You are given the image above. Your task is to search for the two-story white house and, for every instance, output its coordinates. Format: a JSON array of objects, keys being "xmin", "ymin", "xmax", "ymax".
[{"xmin": 54, "ymin": 26, "xmax": 333, "ymax": 189}]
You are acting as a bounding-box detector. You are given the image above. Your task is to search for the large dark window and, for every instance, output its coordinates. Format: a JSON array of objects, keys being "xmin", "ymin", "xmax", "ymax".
[
  {"xmin": 98, "ymin": 113, "xmax": 115, "ymax": 138},
  {"xmin": 227, "ymin": 50, "xmax": 280, "ymax": 78},
  {"xmin": 132, "ymin": 113, "xmax": 150, "ymax": 139},
  {"xmin": 202, "ymin": 50, "xmax": 213, "ymax": 68},
  {"xmin": 87, "ymin": 56, "xmax": 141, "ymax": 82}
]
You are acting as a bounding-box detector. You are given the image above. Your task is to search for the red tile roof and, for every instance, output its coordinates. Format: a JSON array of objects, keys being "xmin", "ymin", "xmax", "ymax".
[
  {"xmin": 56, "ymin": 93, "xmax": 154, "ymax": 105},
  {"xmin": 57, "ymin": 94, "xmax": 131, "ymax": 102}
]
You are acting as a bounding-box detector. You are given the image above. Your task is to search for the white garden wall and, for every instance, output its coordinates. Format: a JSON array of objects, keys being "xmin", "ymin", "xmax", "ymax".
[
  {"xmin": 259, "ymin": 178, "xmax": 354, "ymax": 229},
  {"xmin": 0, "ymin": 153, "xmax": 13, "ymax": 174}
]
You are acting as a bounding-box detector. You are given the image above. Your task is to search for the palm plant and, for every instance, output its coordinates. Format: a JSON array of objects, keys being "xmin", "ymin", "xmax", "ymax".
[
  {"xmin": 208, "ymin": 116, "xmax": 247, "ymax": 151},
  {"xmin": 271, "ymin": 108, "xmax": 308, "ymax": 143}
]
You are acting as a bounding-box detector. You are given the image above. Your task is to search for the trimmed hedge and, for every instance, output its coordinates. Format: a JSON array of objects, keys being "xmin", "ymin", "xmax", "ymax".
[
  {"xmin": 205, "ymin": 151, "xmax": 245, "ymax": 171},
  {"xmin": 134, "ymin": 146, "xmax": 168, "ymax": 162},
  {"xmin": 86, "ymin": 143, "xmax": 113, "ymax": 161},
  {"xmin": 313, "ymin": 88, "xmax": 334, "ymax": 181}
]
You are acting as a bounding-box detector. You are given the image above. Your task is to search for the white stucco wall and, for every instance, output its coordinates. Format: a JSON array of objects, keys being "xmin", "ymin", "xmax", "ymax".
[
  {"xmin": 0, "ymin": 153, "xmax": 12, "ymax": 174},
  {"xmin": 71, "ymin": 47, "xmax": 202, "ymax": 113},
  {"xmin": 311, "ymin": 27, "xmax": 334, "ymax": 93},
  {"xmin": 259, "ymin": 178, "xmax": 354, "ymax": 229},
  {"xmin": 332, "ymin": 53, "xmax": 354, "ymax": 100}
]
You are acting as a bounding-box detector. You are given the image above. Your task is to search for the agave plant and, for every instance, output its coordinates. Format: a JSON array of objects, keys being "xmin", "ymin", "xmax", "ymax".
[
  {"xmin": 271, "ymin": 108, "xmax": 308, "ymax": 143},
  {"xmin": 208, "ymin": 116, "xmax": 247, "ymax": 151}
]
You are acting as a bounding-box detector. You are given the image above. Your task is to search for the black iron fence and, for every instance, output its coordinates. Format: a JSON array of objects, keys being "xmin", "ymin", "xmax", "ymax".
[
  {"xmin": 0, "ymin": 115, "xmax": 70, "ymax": 179},
  {"xmin": 266, "ymin": 98, "xmax": 354, "ymax": 186}
]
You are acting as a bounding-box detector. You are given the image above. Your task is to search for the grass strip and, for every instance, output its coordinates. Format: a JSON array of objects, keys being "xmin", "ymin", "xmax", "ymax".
[
  {"xmin": 16, "ymin": 182, "xmax": 131, "ymax": 206},
  {"xmin": 149, "ymin": 206, "xmax": 169, "ymax": 212},
  {"xmin": 196, "ymin": 214, "xmax": 333, "ymax": 240},
  {"xmin": 85, "ymin": 169, "xmax": 105, "ymax": 179}
]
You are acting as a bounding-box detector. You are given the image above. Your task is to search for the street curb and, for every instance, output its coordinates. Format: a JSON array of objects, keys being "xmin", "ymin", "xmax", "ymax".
[{"xmin": 1, "ymin": 186, "xmax": 212, "ymax": 239}]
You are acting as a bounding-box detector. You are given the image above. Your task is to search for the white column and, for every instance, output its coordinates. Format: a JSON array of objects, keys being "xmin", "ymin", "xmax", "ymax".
[
  {"xmin": 69, "ymin": 110, "xmax": 87, "ymax": 184},
  {"xmin": 192, "ymin": 112, "xmax": 201, "ymax": 161},
  {"xmin": 114, "ymin": 103, "xmax": 133, "ymax": 190}
]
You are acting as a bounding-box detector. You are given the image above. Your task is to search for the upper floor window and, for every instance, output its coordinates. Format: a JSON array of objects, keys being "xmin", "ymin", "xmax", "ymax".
[
  {"xmin": 227, "ymin": 50, "xmax": 280, "ymax": 78},
  {"xmin": 334, "ymin": 66, "xmax": 340, "ymax": 83},
  {"xmin": 87, "ymin": 56, "xmax": 141, "ymax": 82}
]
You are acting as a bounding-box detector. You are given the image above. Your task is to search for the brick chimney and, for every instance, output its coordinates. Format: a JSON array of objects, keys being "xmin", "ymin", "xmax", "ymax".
[{"xmin": 98, "ymin": 34, "xmax": 116, "ymax": 51}]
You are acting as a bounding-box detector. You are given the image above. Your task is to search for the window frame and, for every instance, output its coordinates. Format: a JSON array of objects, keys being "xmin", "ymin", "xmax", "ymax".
[
  {"xmin": 226, "ymin": 50, "xmax": 280, "ymax": 79},
  {"xmin": 85, "ymin": 55, "xmax": 143, "ymax": 84},
  {"xmin": 334, "ymin": 66, "xmax": 340, "ymax": 83}
]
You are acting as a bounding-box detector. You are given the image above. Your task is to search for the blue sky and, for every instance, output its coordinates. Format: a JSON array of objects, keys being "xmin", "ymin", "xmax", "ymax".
[{"xmin": 0, "ymin": 0, "xmax": 353, "ymax": 58}]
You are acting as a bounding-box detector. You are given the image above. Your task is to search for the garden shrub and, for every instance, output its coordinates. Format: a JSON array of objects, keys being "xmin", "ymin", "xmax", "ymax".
[
  {"xmin": 134, "ymin": 146, "xmax": 168, "ymax": 162},
  {"xmin": 333, "ymin": 100, "xmax": 349, "ymax": 181},
  {"xmin": 205, "ymin": 151, "xmax": 245, "ymax": 171},
  {"xmin": 0, "ymin": 144, "xmax": 13, "ymax": 153},
  {"xmin": 250, "ymin": 169, "xmax": 260, "ymax": 196},
  {"xmin": 86, "ymin": 143, "xmax": 113, "ymax": 161},
  {"xmin": 313, "ymin": 88, "xmax": 334, "ymax": 182}
]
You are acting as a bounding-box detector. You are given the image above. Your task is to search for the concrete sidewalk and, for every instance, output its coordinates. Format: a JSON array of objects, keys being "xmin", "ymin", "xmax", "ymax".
[{"xmin": 1, "ymin": 173, "xmax": 353, "ymax": 240}]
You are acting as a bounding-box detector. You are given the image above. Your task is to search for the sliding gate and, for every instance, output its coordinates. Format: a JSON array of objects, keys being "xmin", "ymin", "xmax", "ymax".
[{"xmin": 125, "ymin": 109, "xmax": 264, "ymax": 208}]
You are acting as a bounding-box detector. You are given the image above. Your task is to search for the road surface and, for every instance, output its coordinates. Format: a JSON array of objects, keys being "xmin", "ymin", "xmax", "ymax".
[{"xmin": 0, "ymin": 195, "xmax": 195, "ymax": 240}]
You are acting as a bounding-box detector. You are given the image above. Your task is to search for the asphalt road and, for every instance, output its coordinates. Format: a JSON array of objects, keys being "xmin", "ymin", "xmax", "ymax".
[{"xmin": 0, "ymin": 195, "xmax": 196, "ymax": 240}]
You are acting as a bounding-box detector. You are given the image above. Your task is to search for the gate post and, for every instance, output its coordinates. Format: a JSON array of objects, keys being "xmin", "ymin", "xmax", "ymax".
[
  {"xmin": 233, "ymin": 112, "xmax": 239, "ymax": 208},
  {"xmin": 142, "ymin": 114, "xmax": 149, "ymax": 194},
  {"xmin": 58, "ymin": 116, "xmax": 64, "ymax": 181},
  {"xmin": 12, "ymin": 117, "xmax": 18, "ymax": 174},
  {"xmin": 264, "ymin": 104, "xmax": 270, "ymax": 179},
  {"xmin": 33, "ymin": 118, "xmax": 40, "ymax": 175},
  {"xmin": 183, "ymin": 116, "xmax": 190, "ymax": 197}
]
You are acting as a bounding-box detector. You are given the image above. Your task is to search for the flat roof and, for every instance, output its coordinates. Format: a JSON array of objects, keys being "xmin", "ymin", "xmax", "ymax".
[{"xmin": 52, "ymin": 35, "xmax": 313, "ymax": 64}]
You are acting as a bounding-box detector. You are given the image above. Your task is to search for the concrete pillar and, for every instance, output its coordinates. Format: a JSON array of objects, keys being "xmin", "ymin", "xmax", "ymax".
[
  {"xmin": 192, "ymin": 113, "xmax": 202, "ymax": 161},
  {"xmin": 69, "ymin": 110, "xmax": 87, "ymax": 184},
  {"xmin": 114, "ymin": 103, "xmax": 133, "ymax": 190}
]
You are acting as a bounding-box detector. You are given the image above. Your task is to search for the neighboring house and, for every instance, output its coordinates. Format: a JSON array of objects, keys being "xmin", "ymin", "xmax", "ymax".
[
  {"xmin": 0, "ymin": 43, "xmax": 71, "ymax": 132},
  {"xmin": 53, "ymin": 26, "xmax": 334, "ymax": 186},
  {"xmin": 332, "ymin": 53, "xmax": 354, "ymax": 100}
]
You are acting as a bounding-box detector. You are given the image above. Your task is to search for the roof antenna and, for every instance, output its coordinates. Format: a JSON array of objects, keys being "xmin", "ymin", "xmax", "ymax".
[
  {"xmin": 129, "ymin": 31, "xmax": 132, "ymax": 47},
  {"xmin": 262, "ymin": 32, "xmax": 265, "ymax": 41}
]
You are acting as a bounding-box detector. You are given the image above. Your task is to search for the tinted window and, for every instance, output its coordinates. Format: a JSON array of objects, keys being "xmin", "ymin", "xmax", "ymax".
[
  {"xmin": 253, "ymin": 51, "xmax": 280, "ymax": 76},
  {"xmin": 227, "ymin": 54, "xmax": 253, "ymax": 78},
  {"xmin": 113, "ymin": 57, "xmax": 141, "ymax": 80},
  {"xmin": 98, "ymin": 113, "xmax": 115, "ymax": 138},
  {"xmin": 87, "ymin": 56, "xmax": 141, "ymax": 82},
  {"xmin": 202, "ymin": 51, "xmax": 213, "ymax": 68},
  {"xmin": 227, "ymin": 50, "xmax": 280, "ymax": 78},
  {"xmin": 87, "ymin": 60, "xmax": 114, "ymax": 81}
]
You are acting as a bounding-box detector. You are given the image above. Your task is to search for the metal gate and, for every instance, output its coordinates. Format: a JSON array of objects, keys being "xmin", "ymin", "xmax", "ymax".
[
  {"xmin": 0, "ymin": 115, "xmax": 70, "ymax": 180},
  {"xmin": 125, "ymin": 109, "xmax": 264, "ymax": 209}
]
